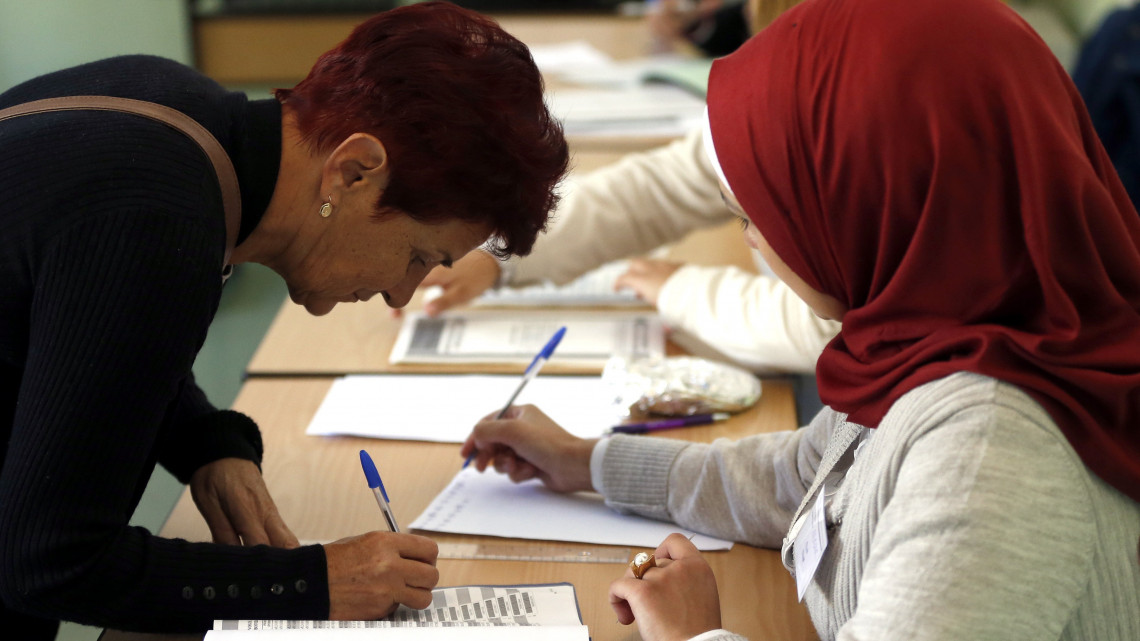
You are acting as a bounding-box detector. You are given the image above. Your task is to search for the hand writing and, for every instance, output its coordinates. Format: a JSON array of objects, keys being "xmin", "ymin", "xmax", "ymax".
[
  {"xmin": 461, "ymin": 404, "xmax": 596, "ymax": 493},
  {"xmin": 325, "ymin": 531, "xmax": 439, "ymax": 619}
]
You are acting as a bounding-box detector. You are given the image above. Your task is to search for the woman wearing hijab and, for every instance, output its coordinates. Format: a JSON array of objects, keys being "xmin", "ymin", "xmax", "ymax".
[{"xmin": 460, "ymin": 0, "xmax": 1140, "ymax": 639}]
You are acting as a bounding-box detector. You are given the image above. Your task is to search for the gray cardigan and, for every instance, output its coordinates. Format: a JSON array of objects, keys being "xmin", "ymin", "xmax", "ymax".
[{"xmin": 597, "ymin": 372, "xmax": 1140, "ymax": 640}]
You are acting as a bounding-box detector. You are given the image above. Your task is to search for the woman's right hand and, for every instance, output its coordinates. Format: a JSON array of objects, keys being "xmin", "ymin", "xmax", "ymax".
[
  {"xmin": 460, "ymin": 404, "xmax": 596, "ymax": 494},
  {"xmin": 418, "ymin": 249, "xmax": 501, "ymax": 317},
  {"xmin": 324, "ymin": 531, "xmax": 440, "ymax": 619}
]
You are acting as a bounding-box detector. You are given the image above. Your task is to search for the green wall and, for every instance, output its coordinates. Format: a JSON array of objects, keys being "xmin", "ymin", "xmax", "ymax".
[{"xmin": 0, "ymin": 0, "xmax": 191, "ymax": 92}]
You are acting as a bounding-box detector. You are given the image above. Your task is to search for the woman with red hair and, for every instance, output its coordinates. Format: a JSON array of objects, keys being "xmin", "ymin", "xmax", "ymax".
[
  {"xmin": 461, "ymin": 0, "xmax": 1140, "ymax": 638},
  {"xmin": 0, "ymin": 2, "xmax": 566, "ymax": 637}
]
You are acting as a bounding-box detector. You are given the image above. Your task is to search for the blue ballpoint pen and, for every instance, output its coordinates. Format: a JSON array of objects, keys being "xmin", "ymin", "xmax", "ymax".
[
  {"xmin": 359, "ymin": 449, "xmax": 400, "ymax": 532},
  {"xmin": 463, "ymin": 325, "xmax": 567, "ymax": 468}
]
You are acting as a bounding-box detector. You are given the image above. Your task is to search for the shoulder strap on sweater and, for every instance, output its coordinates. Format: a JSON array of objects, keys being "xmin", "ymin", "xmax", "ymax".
[{"xmin": 0, "ymin": 95, "xmax": 242, "ymax": 269}]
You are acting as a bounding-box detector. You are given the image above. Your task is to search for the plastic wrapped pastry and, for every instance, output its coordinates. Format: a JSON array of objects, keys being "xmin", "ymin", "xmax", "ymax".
[{"xmin": 603, "ymin": 355, "xmax": 762, "ymax": 418}]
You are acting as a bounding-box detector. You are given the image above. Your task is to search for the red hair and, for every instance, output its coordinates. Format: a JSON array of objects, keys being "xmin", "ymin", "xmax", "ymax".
[{"xmin": 276, "ymin": 1, "xmax": 568, "ymax": 257}]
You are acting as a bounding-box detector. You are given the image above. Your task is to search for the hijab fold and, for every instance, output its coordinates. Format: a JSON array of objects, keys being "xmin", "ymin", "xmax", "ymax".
[{"xmin": 708, "ymin": 0, "xmax": 1140, "ymax": 501}]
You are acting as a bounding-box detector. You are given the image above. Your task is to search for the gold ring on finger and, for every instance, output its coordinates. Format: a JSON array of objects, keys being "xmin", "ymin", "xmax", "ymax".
[{"xmin": 630, "ymin": 552, "xmax": 656, "ymax": 579}]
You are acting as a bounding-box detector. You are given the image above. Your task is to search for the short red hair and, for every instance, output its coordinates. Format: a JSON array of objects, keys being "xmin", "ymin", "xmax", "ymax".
[{"xmin": 276, "ymin": 1, "xmax": 568, "ymax": 257}]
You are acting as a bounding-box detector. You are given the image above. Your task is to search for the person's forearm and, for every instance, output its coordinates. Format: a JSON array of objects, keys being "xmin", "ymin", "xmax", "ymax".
[
  {"xmin": 0, "ymin": 212, "xmax": 324, "ymax": 631},
  {"xmin": 597, "ymin": 412, "xmax": 835, "ymax": 548},
  {"xmin": 512, "ymin": 129, "xmax": 733, "ymax": 286},
  {"xmin": 155, "ymin": 373, "xmax": 264, "ymax": 483},
  {"xmin": 657, "ymin": 265, "xmax": 841, "ymax": 374}
]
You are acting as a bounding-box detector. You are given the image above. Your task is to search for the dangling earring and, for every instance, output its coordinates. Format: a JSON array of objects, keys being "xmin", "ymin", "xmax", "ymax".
[{"xmin": 319, "ymin": 195, "xmax": 333, "ymax": 218}]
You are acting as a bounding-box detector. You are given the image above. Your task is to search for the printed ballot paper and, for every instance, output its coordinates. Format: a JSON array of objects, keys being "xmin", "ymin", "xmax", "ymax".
[
  {"xmin": 411, "ymin": 467, "xmax": 733, "ymax": 551},
  {"xmin": 389, "ymin": 310, "xmax": 664, "ymax": 369},
  {"xmin": 306, "ymin": 374, "xmax": 622, "ymax": 442},
  {"xmin": 207, "ymin": 583, "xmax": 587, "ymax": 641}
]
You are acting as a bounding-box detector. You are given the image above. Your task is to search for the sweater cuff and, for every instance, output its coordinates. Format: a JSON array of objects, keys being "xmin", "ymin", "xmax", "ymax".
[
  {"xmin": 590, "ymin": 437, "xmax": 611, "ymax": 494},
  {"xmin": 601, "ymin": 434, "xmax": 690, "ymax": 521},
  {"xmin": 161, "ymin": 410, "xmax": 264, "ymax": 484},
  {"xmin": 655, "ymin": 265, "xmax": 705, "ymax": 326}
]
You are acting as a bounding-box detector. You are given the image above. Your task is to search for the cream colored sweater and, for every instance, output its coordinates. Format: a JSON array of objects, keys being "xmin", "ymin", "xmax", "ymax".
[
  {"xmin": 595, "ymin": 372, "xmax": 1140, "ymax": 640},
  {"xmin": 505, "ymin": 128, "xmax": 839, "ymax": 374}
]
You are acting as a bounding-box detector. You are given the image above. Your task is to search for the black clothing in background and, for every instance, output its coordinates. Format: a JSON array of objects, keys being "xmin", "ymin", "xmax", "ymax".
[
  {"xmin": 1073, "ymin": 5, "xmax": 1140, "ymax": 211},
  {"xmin": 683, "ymin": 1, "xmax": 750, "ymax": 57}
]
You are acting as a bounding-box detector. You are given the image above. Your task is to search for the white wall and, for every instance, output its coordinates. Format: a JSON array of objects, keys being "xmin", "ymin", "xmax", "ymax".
[{"xmin": 0, "ymin": 0, "xmax": 192, "ymax": 92}]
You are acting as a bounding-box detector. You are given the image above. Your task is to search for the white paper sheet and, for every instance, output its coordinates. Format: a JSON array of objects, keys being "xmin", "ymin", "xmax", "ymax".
[
  {"xmin": 555, "ymin": 53, "xmax": 709, "ymax": 94},
  {"xmin": 388, "ymin": 310, "xmax": 664, "ymax": 368},
  {"xmin": 211, "ymin": 584, "xmax": 585, "ymax": 639},
  {"xmin": 528, "ymin": 40, "xmax": 614, "ymax": 76},
  {"xmin": 410, "ymin": 467, "xmax": 734, "ymax": 551},
  {"xmin": 306, "ymin": 375, "xmax": 622, "ymax": 442},
  {"xmin": 544, "ymin": 85, "xmax": 705, "ymax": 138}
]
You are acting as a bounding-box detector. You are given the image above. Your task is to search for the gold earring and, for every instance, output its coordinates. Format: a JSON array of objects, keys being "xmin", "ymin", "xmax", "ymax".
[{"xmin": 319, "ymin": 195, "xmax": 333, "ymax": 218}]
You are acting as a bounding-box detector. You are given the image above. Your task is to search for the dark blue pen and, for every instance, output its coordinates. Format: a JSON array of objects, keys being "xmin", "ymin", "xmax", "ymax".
[
  {"xmin": 359, "ymin": 449, "xmax": 399, "ymax": 532},
  {"xmin": 463, "ymin": 326, "xmax": 567, "ymax": 468}
]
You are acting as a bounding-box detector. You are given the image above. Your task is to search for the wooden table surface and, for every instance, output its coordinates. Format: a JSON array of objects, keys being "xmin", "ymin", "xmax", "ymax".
[{"xmin": 102, "ymin": 377, "xmax": 815, "ymax": 641}]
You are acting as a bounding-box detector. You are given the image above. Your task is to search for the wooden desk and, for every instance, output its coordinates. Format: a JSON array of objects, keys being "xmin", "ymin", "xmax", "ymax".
[{"xmin": 102, "ymin": 377, "xmax": 814, "ymax": 641}]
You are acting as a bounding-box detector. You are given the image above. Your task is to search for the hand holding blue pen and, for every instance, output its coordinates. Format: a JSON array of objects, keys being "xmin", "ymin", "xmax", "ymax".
[
  {"xmin": 359, "ymin": 449, "xmax": 400, "ymax": 532},
  {"xmin": 462, "ymin": 325, "xmax": 566, "ymax": 468}
]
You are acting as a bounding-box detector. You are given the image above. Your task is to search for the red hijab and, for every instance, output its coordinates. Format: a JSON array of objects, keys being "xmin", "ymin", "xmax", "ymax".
[{"xmin": 708, "ymin": 0, "xmax": 1140, "ymax": 501}]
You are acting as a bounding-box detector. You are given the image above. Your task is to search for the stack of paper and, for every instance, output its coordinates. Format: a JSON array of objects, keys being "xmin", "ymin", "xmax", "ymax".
[
  {"xmin": 527, "ymin": 41, "xmax": 709, "ymax": 139},
  {"xmin": 530, "ymin": 41, "xmax": 712, "ymax": 97},
  {"xmin": 544, "ymin": 84, "xmax": 705, "ymax": 138}
]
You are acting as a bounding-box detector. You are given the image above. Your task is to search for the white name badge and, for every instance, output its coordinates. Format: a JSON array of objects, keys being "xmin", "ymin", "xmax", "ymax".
[{"xmin": 793, "ymin": 483, "xmax": 829, "ymax": 601}]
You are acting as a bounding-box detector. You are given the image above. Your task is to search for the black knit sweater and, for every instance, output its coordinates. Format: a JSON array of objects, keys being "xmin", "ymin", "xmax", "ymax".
[{"xmin": 0, "ymin": 55, "xmax": 328, "ymax": 637}]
